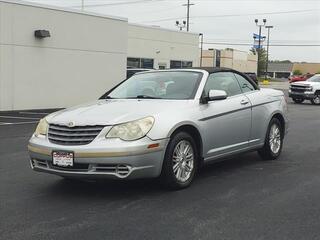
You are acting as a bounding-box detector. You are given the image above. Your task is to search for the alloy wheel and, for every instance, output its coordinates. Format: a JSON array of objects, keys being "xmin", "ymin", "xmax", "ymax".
[
  {"xmin": 172, "ymin": 140, "xmax": 194, "ymax": 182},
  {"xmin": 269, "ymin": 124, "xmax": 281, "ymax": 154}
]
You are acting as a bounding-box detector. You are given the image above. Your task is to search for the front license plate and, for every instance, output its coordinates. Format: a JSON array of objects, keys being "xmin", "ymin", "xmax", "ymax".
[{"xmin": 52, "ymin": 151, "xmax": 74, "ymax": 167}]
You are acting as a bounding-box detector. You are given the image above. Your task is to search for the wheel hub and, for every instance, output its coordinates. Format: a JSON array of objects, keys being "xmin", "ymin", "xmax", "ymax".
[
  {"xmin": 172, "ymin": 140, "xmax": 194, "ymax": 182},
  {"xmin": 269, "ymin": 124, "xmax": 281, "ymax": 154}
]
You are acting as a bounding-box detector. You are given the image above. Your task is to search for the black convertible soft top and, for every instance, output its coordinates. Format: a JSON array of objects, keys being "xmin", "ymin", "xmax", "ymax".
[{"xmin": 185, "ymin": 67, "xmax": 260, "ymax": 89}]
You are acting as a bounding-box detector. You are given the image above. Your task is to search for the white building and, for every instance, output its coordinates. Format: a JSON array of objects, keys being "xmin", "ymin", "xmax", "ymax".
[
  {"xmin": 0, "ymin": 0, "xmax": 200, "ymax": 111},
  {"xmin": 128, "ymin": 24, "xmax": 199, "ymax": 70}
]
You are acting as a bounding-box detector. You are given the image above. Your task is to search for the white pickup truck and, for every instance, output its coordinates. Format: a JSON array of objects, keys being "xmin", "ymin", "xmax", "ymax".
[{"xmin": 289, "ymin": 74, "xmax": 320, "ymax": 105}]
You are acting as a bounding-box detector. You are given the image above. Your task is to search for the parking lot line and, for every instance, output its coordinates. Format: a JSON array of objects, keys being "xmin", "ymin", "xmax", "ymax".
[
  {"xmin": 0, "ymin": 121, "xmax": 39, "ymax": 126},
  {"xmin": 0, "ymin": 115, "xmax": 40, "ymax": 120}
]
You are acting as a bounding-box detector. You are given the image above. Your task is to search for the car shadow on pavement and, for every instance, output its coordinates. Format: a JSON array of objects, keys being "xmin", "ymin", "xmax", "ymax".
[{"xmin": 40, "ymin": 151, "xmax": 266, "ymax": 199}]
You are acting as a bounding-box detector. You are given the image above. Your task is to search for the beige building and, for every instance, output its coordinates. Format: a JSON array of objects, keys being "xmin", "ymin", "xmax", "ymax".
[
  {"xmin": 201, "ymin": 48, "xmax": 257, "ymax": 73},
  {"xmin": 292, "ymin": 63, "xmax": 320, "ymax": 74}
]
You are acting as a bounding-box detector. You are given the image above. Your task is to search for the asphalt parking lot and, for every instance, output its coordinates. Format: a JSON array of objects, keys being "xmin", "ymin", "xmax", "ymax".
[{"xmin": 1, "ymin": 94, "xmax": 320, "ymax": 240}]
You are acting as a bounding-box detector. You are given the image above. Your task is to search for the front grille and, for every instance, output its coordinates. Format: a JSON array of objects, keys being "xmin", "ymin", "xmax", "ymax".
[
  {"xmin": 48, "ymin": 124, "xmax": 105, "ymax": 145},
  {"xmin": 290, "ymin": 85, "xmax": 309, "ymax": 93},
  {"xmin": 49, "ymin": 162, "xmax": 89, "ymax": 171}
]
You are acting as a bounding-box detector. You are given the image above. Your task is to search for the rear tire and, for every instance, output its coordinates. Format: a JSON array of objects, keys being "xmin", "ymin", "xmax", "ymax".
[
  {"xmin": 160, "ymin": 132, "xmax": 198, "ymax": 190},
  {"xmin": 258, "ymin": 118, "xmax": 284, "ymax": 160},
  {"xmin": 292, "ymin": 98, "xmax": 304, "ymax": 104}
]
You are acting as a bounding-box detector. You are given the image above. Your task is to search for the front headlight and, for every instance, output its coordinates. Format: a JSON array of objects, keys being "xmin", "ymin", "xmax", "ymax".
[
  {"xmin": 106, "ymin": 117, "xmax": 155, "ymax": 141},
  {"xmin": 34, "ymin": 118, "xmax": 48, "ymax": 137},
  {"xmin": 307, "ymin": 86, "xmax": 313, "ymax": 91}
]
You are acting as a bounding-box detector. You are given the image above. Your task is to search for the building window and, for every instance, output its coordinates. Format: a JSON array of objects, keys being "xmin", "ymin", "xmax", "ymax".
[
  {"xmin": 170, "ymin": 60, "xmax": 193, "ymax": 69},
  {"xmin": 141, "ymin": 58, "xmax": 154, "ymax": 69},
  {"xmin": 127, "ymin": 58, "xmax": 154, "ymax": 69}
]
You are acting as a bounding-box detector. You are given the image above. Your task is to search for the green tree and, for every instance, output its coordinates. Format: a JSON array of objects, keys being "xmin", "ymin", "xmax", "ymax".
[
  {"xmin": 293, "ymin": 69, "xmax": 302, "ymax": 75},
  {"xmin": 250, "ymin": 47, "xmax": 267, "ymax": 77}
]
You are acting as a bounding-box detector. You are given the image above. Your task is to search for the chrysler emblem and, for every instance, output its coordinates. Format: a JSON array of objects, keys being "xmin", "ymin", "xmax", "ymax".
[{"xmin": 68, "ymin": 121, "xmax": 76, "ymax": 127}]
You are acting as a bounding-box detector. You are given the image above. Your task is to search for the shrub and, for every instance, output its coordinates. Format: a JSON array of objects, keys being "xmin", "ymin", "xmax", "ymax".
[{"xmin": 293, "ymin": 69, "xmax": 302, "ymax": 75}]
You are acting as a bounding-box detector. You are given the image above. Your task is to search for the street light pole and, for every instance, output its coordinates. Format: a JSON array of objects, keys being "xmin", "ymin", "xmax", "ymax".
[
  {"xmin": 265, "ymin": 25, "xmax": 274, "ymax": 80},
  {"xmin": 199, "ymin": 33, "xmax": 204, "ymax": 67},
  {"xmin": 254, "ymin": 19, "xmax": 266, "ymax": 77}
]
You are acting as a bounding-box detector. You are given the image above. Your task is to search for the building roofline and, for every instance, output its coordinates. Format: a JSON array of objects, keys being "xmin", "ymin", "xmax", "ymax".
[
  {"xmin": 128, "ymin": 23, "xmax": 199, "ymax": 36},
  {"xmin": 0, "ymin": 0, "xmax": 128, "ymax": 22}
]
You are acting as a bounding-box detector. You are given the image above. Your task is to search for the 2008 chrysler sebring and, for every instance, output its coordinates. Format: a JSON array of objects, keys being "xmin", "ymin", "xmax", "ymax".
[{"xmin": 28, "ymin": 68, "xmax": 288, "ymax": 189}]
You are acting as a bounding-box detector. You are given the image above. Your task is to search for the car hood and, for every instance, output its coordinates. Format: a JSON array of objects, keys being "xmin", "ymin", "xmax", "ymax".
[
  {"xmin": 47, "ymin": 99, "xmax": 192, "ymax": 126},
  {"xmin": 291, "ymin": 81, "xmax": 319, "ymax": 87}
]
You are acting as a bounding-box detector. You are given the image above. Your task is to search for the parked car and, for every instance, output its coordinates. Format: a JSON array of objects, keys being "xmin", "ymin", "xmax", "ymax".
[
  {"xmin": 288, "ymin": 73, "xmax": 314, "ymax": 83},
  {"xmin": 28, "ymin": 68, "xmax": 288, "ymax": 189},
  {"xmin": 126, "ymin": 68, "xmax": 151, "ymax": 78},
  {"xmin": 289, "ymin": 74, "xmax": 320, "ymax": 105},
  {"xmin": 244, "ymin": 72, "xmax": 258, "ymax": 84}
]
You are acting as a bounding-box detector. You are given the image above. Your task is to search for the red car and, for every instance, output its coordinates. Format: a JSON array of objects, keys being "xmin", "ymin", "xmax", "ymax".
[{"xmin": 289, "ymin": 74, "xmax": 314, "ymax": 83}]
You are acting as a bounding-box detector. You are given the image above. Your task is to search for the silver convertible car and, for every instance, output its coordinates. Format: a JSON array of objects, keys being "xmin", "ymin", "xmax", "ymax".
[{"xmin": 28, "ymin": 68, "xmax": 288, "ymax": 189}]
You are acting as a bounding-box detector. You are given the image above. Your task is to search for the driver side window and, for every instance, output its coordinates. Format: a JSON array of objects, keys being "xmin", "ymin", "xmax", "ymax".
[
  {"xmin": 234, "ymin": 73, "xmax": 256, "ymax": 93},
  {"xmin": 204, "ymin": 72, "xmax": 242, "ymax": 97}
]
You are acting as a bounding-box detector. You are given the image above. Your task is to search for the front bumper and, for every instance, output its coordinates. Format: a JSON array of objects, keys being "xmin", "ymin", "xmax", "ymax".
[
  {"xmin": 289, "ymin": 91, "xmax": 314, "ymax": 100},
  {"xmin": 28, "ymin": 135, "xmax": 169, "ymax": 179}
]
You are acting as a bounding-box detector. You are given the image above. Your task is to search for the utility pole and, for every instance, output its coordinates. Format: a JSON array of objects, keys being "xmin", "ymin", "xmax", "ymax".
[
  {"xmin": 182, "ymin": 0, "xmax": 194, "ymax": 32},
  {"xmin": 81, "ymin": 0, "xmax": 84, "ymax": 11},
  {"xmin": 254, "ymin": 19, "xmax": 266, "ymax": 77},
  {"xmin": 265, "ymin": 25, "xmax": 274, "ymax": 81},
  {"xmin": 199, "ymin": 33, "xmax": 204, "ymax": 67}
]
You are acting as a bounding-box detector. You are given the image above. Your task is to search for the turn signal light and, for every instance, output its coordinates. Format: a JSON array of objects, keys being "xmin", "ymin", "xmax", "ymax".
[{"xmin": 148, "ymin": 143, "xmax": 159, "ymax": 149}]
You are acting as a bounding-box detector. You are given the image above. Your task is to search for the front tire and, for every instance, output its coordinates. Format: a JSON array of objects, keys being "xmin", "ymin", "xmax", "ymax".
[
  {"xmin": 292, "ymin": 98, "xmax": 304, "ymax": 104},
  {"xmin": 160, "ymin": 132, "xmax": 198, "ymax": 190},
  {"xmin": 311, "ymin": 92, "xmax": 320, "ymax": 105},
  {"xmin": 258, "ymin": 118, "xmax": 284, "ymax": 160}
]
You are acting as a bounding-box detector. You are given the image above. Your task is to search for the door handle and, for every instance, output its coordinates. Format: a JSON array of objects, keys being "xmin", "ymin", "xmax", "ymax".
[{"xmin": 240, "ymin": 99, "xmax": 249, "ymax": 105}]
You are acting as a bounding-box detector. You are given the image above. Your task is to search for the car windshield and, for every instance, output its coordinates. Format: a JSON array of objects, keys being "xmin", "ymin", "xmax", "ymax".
[
  {"xmin": 307, "ymin": 75, "xmax": 320, "ymax": 82},
  {"xmin": 106, "ymin": 71, "xmax": 203, "ymax": 100}
]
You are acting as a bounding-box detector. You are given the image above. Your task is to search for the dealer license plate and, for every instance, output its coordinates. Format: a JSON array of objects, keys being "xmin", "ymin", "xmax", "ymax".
[{"xmin": 52, "ymin": 151, "xmax": 74, "ymax": 167}]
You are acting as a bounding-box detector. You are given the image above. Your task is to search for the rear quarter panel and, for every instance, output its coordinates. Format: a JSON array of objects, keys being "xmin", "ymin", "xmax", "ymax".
[{"xmin": 245, "ymin": 88, "xmax": 287, "ymax": 147}]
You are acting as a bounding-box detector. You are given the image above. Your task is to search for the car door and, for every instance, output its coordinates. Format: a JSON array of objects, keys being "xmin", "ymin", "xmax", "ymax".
[
  {"xmin": 200, "ymin": 72, "xmax": 252, "ymax": 160},
  {"xmin": 233, "ymin": 72, "xmax": 267, "ymax": 147}
]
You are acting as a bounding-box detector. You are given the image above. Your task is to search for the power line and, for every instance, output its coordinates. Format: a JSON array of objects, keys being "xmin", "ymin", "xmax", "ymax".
[
  {"xmin": 203, "ymin": 42, "xmax": 320, "ymax": 47},
  {"xmin": 205, "ymin": 38, "xmax": 320, "ymax": 43},
  {"xmin": 139, "ymin": 9, "xmax": 319, "ymax": 23},
  {"xmin": 72, "ymin": 0, "xmax": 166, "ymax": 8}
]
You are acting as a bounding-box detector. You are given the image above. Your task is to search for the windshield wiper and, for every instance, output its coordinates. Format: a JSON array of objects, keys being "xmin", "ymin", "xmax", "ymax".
[{"xmin": 135, "ymin": 95, "xmax": 162, "ymax": 99}]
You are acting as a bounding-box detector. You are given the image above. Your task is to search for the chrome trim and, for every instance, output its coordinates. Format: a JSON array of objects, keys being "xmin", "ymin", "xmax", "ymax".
[
  {"xmin": 28, "ymin": 144, "xmax": 163, "ymax": 158},
  {"xmin": 198, "ymin": 100, "xmax": 279, "ymax": 122},
  {"xmin": 207, "ymin": 141, "xmax": 248, "ymax": 154},
  {"xmin": 48, "ymin": 124, "xmax": 105, "ymax": 145}
]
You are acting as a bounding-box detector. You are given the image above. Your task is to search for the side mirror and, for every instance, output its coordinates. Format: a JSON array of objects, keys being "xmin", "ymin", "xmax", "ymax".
[
  {"xmin": 202, "ymin": 90, "xmax": 227, "ymax": 103},
  {"xmin": 208, "ymin": 89, "xmax": 228, "ymax": 101},
  {"xmin": 201, "ymin": 90, "xmax": 228, "ymax": 103}
]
